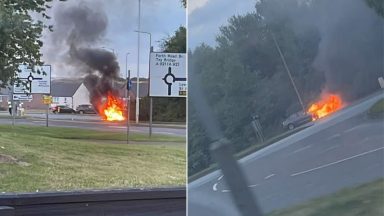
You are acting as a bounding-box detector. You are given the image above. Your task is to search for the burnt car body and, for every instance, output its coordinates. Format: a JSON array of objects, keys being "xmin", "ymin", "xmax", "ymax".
[
  {"xmin": 282, "ymin": 111, "xmax": 313, "ymax": 130},
  {"xmin": 76, "ymin": 104, "xmax": 97, "ymax": 114}
]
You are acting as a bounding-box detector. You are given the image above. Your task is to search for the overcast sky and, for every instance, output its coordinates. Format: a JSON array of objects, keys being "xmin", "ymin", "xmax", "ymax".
[
  {"xmin": 188, "ymin": 0, "xmax": 256, "ymax": 49},
  {"xmin": 41, "ymin": 0, "xmax": 186, "ymax": 78}
]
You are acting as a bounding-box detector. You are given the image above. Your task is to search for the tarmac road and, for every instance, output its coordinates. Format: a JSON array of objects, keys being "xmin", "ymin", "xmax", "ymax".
[{"xmin": 188, "ymin": 91, "xmax": 384, "ymax": 215}]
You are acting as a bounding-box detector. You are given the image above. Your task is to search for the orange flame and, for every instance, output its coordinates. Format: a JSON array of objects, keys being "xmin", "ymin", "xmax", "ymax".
[
  {"xmin": 100, "ymin": 93, "xmax": 125, "ymax": 121},
  {"xmin": 307, "ymin": 94, "xmax": 343, "ymax": 120}
]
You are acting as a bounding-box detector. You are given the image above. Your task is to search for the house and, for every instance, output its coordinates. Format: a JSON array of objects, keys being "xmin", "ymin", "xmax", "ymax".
[
  {"xmin": 51, "ymin": 79, "xmax": 90, "ymax": 109},
  {"xmin": 0, "ymin": 77, "xmax": 149, "ymax": 111}
]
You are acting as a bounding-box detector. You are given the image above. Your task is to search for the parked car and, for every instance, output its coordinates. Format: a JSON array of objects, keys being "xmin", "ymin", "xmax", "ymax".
[
  {"xmin": 52, "ymin": 105, "xmax": 76, "ymax": 114},
  {"xmin": 76, "ymin": 104, "xmax": 97, "ymax": 114},
  {"xmin": 282, "ymin": 111, "xmax": 313, "ymax": 130}
]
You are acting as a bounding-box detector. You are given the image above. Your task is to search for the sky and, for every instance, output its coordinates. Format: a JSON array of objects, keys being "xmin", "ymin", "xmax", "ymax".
[
  {"xmin": 41, "ymin": 0, "xmax": 186, "ymax": 79},
  {"xmin": 188, "ymin": 0, "xmax": 256, "ymax": 49}
]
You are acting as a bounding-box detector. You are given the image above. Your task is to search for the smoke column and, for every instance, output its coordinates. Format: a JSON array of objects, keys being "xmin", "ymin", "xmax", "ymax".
[{"xmin": 49, "ymin": 1, "xmax": 121, "ymax": 109}]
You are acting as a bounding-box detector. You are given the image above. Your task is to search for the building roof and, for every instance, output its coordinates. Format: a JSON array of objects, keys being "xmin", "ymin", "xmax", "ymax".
[{"xmin": 51, "ymin": 79, "xmax": 83, "ymax": 97}]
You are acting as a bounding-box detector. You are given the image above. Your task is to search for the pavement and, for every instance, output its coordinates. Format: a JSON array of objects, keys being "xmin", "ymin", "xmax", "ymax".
[
  {"xmin": 0, "ymin": 113, "xmax": 186, "ymax": 137},
  {"xmin": 188, "ymin": 91, "xmax": 384, "ymax": 215}
]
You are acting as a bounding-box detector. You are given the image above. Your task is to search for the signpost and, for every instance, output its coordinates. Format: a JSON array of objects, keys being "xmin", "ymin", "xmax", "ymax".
[
  {"xmin": 13, "ymin": 94, "xmax": 33, "ymax": 101},
  {"xmin": 149, "ymin": 52, "xmax": 187, "ymax": 137},
  {"xmin": 12, "ymin": 64, "xmax": 51, "ymax": 126},
  {"xmin": 42, "ymin": 95, "xmax": 52, "ymax": 127},
  {"xmin": 149, "ymin": 53, "xmax": 187, "ymax": 97},
  {"xmin": 126, "ymin": 72, "xmax": 132, "ymax": 144},
  {"xmin": 14, "ymin": 65, "xmax": 51, "ymax": 94}
]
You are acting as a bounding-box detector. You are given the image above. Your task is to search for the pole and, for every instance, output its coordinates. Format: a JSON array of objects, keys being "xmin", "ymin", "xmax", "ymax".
[
  {"xmin": 11, "ymin": 85, "xmax": 15, "ymax": 126},
  {"xmin": 210, "ymin": 139, "xmax": 263, "ymax": 216},
  {"xmin": 127, "ymin": 70, "xmax": 131, "ymax": 144},
  {"xmin": 136, "ymin": 0, "xmax": 141, "ymax": 124},
  {"xmin": 271, "ymin": 32, "xmax": 305, "ymax": 112},
  {"xmin": 46, "ymin": 102, "xmax": 49, "ymax": 127},
  {"xmin": 149, "ymin": 97, "xmax": 153, "ymax": 137},
  {"xmin": 127, "ymin": 96, "xmax": 130, "ymax": 144}
]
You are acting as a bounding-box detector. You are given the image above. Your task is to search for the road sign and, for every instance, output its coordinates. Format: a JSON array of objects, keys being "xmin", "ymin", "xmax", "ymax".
[
  {"xmin": 14, "ymin": 65, "xmax": 51, "ymax": 94},
  {"xmin": 42, "ymin": 95, "xmax": 52, "ymax": 104},
  {"xmin": 127, "ymin": 78, "xmax": 132, "ymax": 90},
  {"xmin": 13, "ymin": 94, "xmax": 33, "ymax": 101},
  {"xmin": 149, "ymin": 53, "xmax": 186, "ymax": 97}
]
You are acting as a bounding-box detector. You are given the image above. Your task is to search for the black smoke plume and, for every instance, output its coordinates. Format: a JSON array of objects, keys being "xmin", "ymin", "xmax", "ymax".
[{"xmin": 51, "ymin": 1, "xmax": 121, "ymax": 110}]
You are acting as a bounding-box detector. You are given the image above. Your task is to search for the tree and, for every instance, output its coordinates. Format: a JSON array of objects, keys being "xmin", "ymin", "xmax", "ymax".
[
  {"xmin": 188, "ymin": 0, "xmax": 324, "ymax": 175},
  {"xmin": 181, "ymin": 0, "xmax": 186, "ymax": 8},
  {"xmin": 0, "ymin": 0, "xmax": 64, "ymax": 87},
  {"xmin": 161, "ymin": 26, "xmax": 186, "ymax": 53}
]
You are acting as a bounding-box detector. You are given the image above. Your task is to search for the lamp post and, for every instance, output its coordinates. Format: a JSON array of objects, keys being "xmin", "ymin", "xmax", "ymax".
[
  {"xmin": 136, "ymin": 0, "xmax": 141, "ymax": 123},
  {"xmin": 135, "ymin": 30, "xmax": 153, "ymax": 136},
  {"xmin": 271, "ymin": 32, "xmax": 305, "ymax": 112}
]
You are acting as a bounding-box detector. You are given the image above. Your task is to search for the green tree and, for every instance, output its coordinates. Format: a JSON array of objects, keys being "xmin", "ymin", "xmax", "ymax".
[
  {"xmin": 161, "ymin": 26, "xmax": 186, "ymax": 53},
  {"xmin": 188, "ymin": 0, "xmax": 324, "ymax": 176},
  {"xmin": 0, "ymin": 0, "xmax": 64, "ymax": 87}
]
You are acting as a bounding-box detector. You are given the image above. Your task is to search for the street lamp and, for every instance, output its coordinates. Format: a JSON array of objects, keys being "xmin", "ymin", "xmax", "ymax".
[
  {"xmin": 134, "ymin": 30, "xmax": 152, "ymax": 52},
  {"xmin": 136, "ymin": 0, "xmax": 141, "ymax": 124},
  {"xmin": 270, "ymin": 32, "xmax": 305, "ymax": 112},
  {"xmin": 135, "ymin": 30, "xmax": 153, "ymax": 136}
]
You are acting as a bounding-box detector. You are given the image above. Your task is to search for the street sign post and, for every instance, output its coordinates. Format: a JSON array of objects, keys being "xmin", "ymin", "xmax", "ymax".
[
  {"xmin": 13, "ymin": 94, "xmax": 33, "ymax": 101},
  {"xmin": 42, "ymin": 95, "xmax": 52, "ymax": 127},
  {"xmin": 149, "ymin": 53, "xmax": 187, "ymax": 97},
  {"xmin": 14, "ymin": 65, "xmax": 51, "ymax": 94}
]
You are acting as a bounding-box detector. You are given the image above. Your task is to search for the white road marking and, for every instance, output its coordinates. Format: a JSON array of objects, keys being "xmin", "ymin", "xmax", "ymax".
[
  {"xmin": 221, "ymin": 190, "xmax": 231, "ymax": 193},
  {"xmin": 326, "ymin": 133, "xmax": 341, "ymax": 141},
  {"xmin": 291, "ymin": 146, "xmax": 384, "ymax": 177},
  {"xmin": 264, "ymin": 174, "xmax": 276, "ymax": 180},
  {"xmin": 213, "ymin": 183, "xmax": 218, "ymax": 191},
  {"xmin": 292, "ymin": 145, "xmax": 311, "ymax": 154},
  {"xmin": 248, "ymin": 184, "xmax": 259, "ymax": 188},
  {"xmin": 343, "ymin": 124, "xmax": 368, "ymax": 134},
  {"xmin": 320, "ymin": 145, "xmax": 340, "ymax": 154},
  {"xmin": 108, "ymin": 126, "xmax": 126, "ymax": 129},
  {"xmin": 218, "ymin": 175, "xmax": 224, "ymax": 181}
]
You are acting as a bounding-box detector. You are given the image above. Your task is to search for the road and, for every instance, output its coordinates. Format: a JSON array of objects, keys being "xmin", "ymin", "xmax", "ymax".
[
  {"xmin": 188, "ymin": 91, "xmax": 384, "ymax": 215},
  {"xmin": 0, "ymin": 114, "xmax": 186, "ymax": 137}
]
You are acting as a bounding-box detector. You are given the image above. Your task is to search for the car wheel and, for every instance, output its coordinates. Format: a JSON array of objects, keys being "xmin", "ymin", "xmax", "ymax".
[
  {"xmin": 79, "ymin": 110, "xmax": 84, "ymax": 115},
  {"xmin": 288, "ymin": 124, "xmax": 295, "ymax": 130}
]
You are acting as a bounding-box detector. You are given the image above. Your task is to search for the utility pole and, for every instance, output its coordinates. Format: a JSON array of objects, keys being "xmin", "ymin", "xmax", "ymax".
[{"xmin": 271, "ymin": 32, "xmax": 306, "ymax": 112}]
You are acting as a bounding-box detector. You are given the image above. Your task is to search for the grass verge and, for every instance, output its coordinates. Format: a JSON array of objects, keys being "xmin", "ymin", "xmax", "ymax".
[
  {"xmin": 0, "ymin": 125, "xmax": 184, "ymax": 142},
  {"xmin": 368, "ymin": 98, "xmax": 384, "ymax": 118},
  {"xmin": 0, "ymin": 125, "xmax": 186, "ymax": 192},
  {"xmin": 268, "ymin": 179, "xmax": 384, "ymax": 216}
]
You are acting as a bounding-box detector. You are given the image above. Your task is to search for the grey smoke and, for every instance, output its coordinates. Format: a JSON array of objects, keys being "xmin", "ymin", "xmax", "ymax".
[
  {"xmin": 312, "ymin": 0, "xmax": 383, "ymax": 101},
  {"xmin": 51, "ymin": 1, "xmax": 121, "ymax": 110},
  {"xmin": 260, "ymin": 0, "xmax": 383, "ymax": 101}
]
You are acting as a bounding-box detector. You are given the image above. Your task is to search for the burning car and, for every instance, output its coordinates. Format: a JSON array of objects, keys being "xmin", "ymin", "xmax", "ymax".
[{"xmin": 282, "ymin": 111, "xmax": 313, "ymax": 130}]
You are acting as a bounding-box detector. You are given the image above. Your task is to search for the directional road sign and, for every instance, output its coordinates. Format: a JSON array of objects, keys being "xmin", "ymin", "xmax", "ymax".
[
  {"xmin": 149, "ymin": 53, "xmax": 186, "ymax": 97},
  {"xmin": 14, "ymin": 65, "xmax": 51, "ymax": 94}
]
